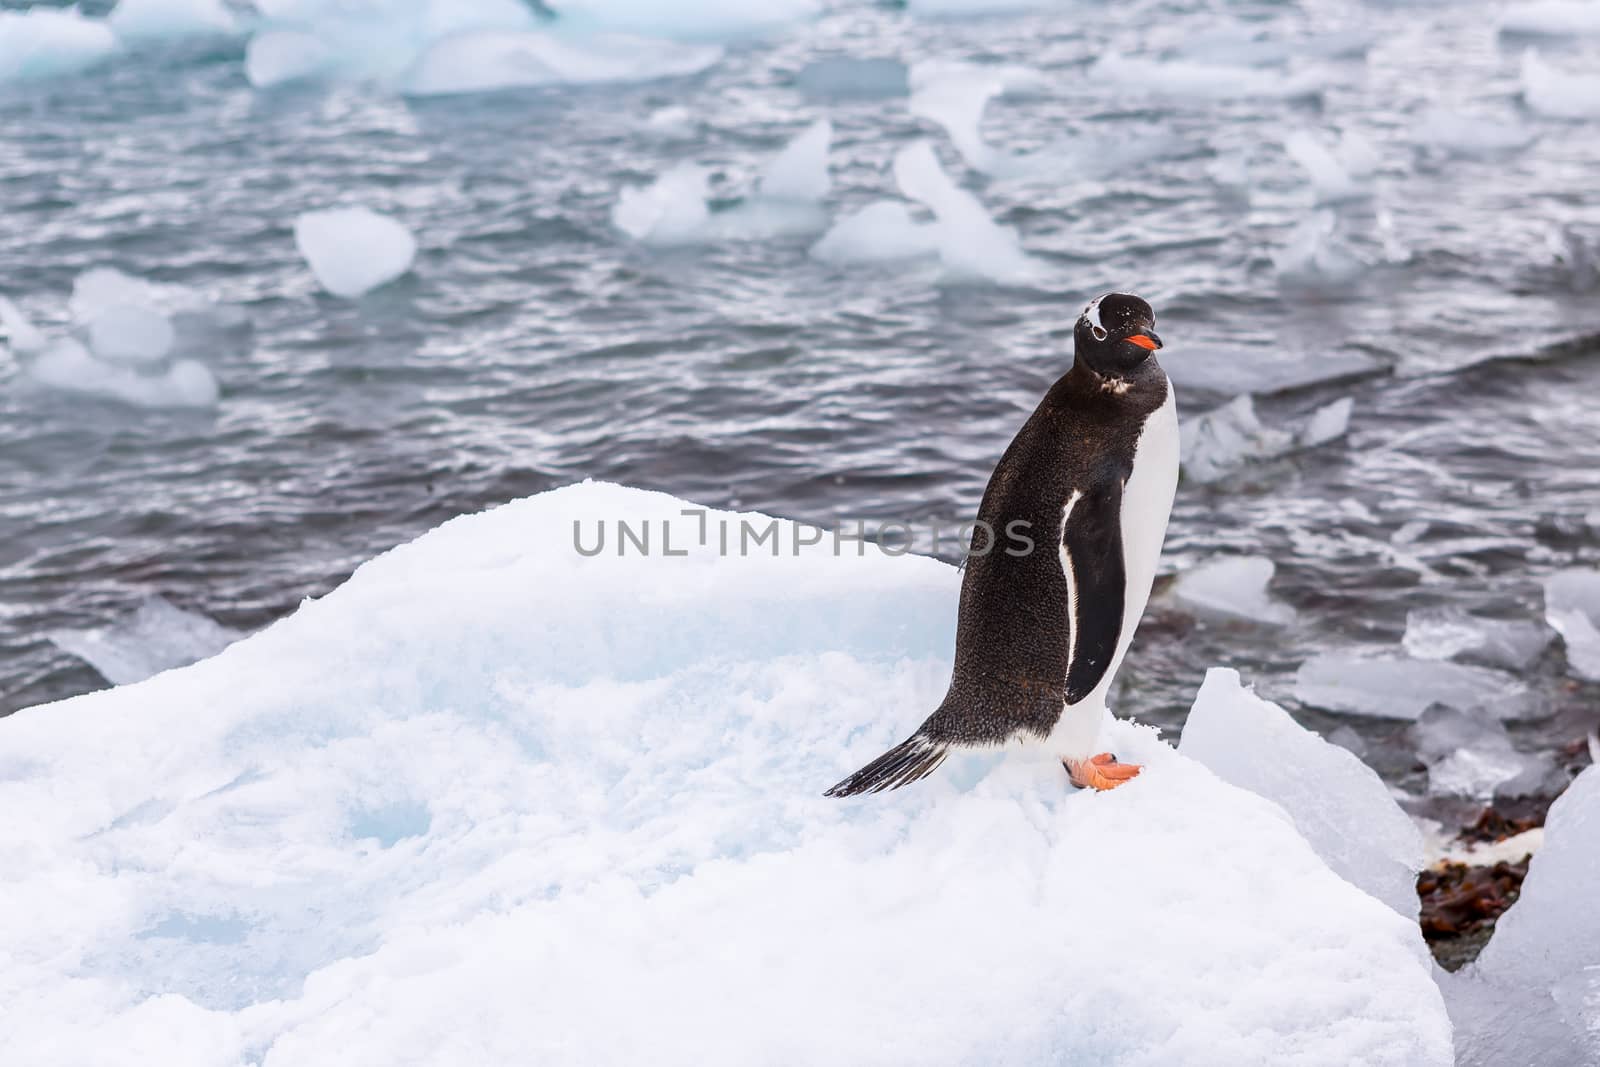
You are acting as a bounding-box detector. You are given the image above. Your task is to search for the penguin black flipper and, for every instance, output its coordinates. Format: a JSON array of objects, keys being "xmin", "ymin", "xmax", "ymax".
[{"xmin": 1059, "ymin": 480, "xmax": 1128, "ymax": 705}]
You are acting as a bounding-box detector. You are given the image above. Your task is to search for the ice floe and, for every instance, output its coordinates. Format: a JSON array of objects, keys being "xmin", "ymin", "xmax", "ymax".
[
  {"xmin": 1293, "ymin": 653, "xmax": 1542, "ymax": 720},
  {"xmin": 294, "ymin": 207, "xmax": 418, "ymax": 298},
  {"xmin": 888, "ymin": 141, "xmax": 1043, "ymax": 284},
  {"xmin": 1284, "ymin": 128, "xmax": 1379, "ymax": 202},
  {"xmin": 1544, "ymin": 568, "xmax": 1600, "ymax": 681},
  {"xmin": 401, "ymin": 31, "xmax": 722, "ymax": 96},
  {"xmin": 1273, "ymin": 210, "xmax": 1368, "ymax": 288},
  {"xmin": 1413, "ymin": 110, "xmax": 1537, "ymax": 158},
  {"xmin": 1179, "ymin": 393, "xmax": 1352, "ymax": 484},
  {"xmin": 1170, "ymin": 555, "xmax": 1297, "ymax": 625},
  {"xmin": 1499, "ymin": 1, "xmax": 1600, "ymax": 37},
  {"xmin": 26, "ymin": 335, "xmax": 220, "ymax": 409},
  {"xmin": 1521, "ymin": 49, "xmax": 1600, "ymax": 119},
  {"xmin": 108, "ymin": 0, "xmax": 239, "ymax": 42},
  {"xmin": 0, "ymin": 483, "xmax": 1453, "ymax": 1066},
  {"xmin": 49, "ymin": 595, "xmax": 243, "ymax": 687},
  {"xmin": 612, "ymin": 162, "xmax": 712, "ymax": 245},
  {"xmin": 1180, "ymin": 668, "xmax": 1425, "ymax": 919},
  {"xmin": 756, "ymin": 117, "xmax": 832, "ymax": 202},
  {"xmin": 546, "ymin": 0, "xmax": 821, "ymax": 39},
  {"xmin": 245, "ymin": 29, "xmax": 337, "ymax": 89},
  {"xmin": 1087, "ymin": 54, "xmax": 1323, "ymax": 101},
  {"xmin": 1548, "ymin": 224, "xmax": 1599, "ymax": 292},
  {"xmin": 1403, "ymin": 606, "xmax": 1554, "ymax": 672},
  {"xmin": 0, "ymin": 8, "xmax": 117, "ymax": 83},
  {"xmin": 1413, "ymin": 705, "xmax": 1557, "ymax": 800},
  {"xmin": 1165, "ymin": 341, "xmax": 1383, "ymax": 398},
  {"xmin": 809, "ymin": 201, "xmax": 942, "ymax": 266}
]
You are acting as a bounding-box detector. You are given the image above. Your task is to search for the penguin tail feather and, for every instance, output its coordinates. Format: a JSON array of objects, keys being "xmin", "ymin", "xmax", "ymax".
[{"xmin": 824, "ymin": 735, "xmax": 950, "ymax": 798}]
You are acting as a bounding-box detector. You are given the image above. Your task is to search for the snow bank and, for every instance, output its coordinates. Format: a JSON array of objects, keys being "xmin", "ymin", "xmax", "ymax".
[
  {"xmin": 1180, "ymin": 669, "xmax": 1425, "ymax": 919},
  {"xmin": 1179, "ymin": 393, "xmax": 1351, "ymax": 483},
  {"xmin": 402, "ymin": 31, "xmax": 721, "ymax": 96},
  {"xmin": 294, "ymin": 207, "xmax": 417, "ymax": 298},
  {"xmin": 0, "ymin": 483, "xmax": 1452, "ymax": 1066},
  {"xmin": 1544, "ymin": 568, "xmax": 1600, "ymax": 680},
  {"xmin": 1170, "ymin": 555, "xmax": 1296, "ymax": 625},
  {"xmin": 1522, "ymin": 49, "xmax": 1600, "ymax": 119},
  {"xmin": 49, "ymin": 595, "xmax": 243, "ymax": 687},
  {"xmin": 0, "ymin": 8, "xmax": 117, "ymax": 83},
  {"xmin": 1294, "ymin": 653, "xmax": 1541, "ymax": 720}
]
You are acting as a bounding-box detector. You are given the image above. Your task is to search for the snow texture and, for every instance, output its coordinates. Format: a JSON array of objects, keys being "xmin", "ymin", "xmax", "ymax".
[
  {"xmin": 294, "ymin": 207, "xmax": 417, "ymax": 298},
  {"xmin": 1293, "ymin": 653, "xmax": 1542, "ymax": 721},
  {"xmin": 401, "ymin": 32, "xmax": 722, "ymax": 96},
  {"xmin": 1521, "ymin": 49, "xmax": 1600, "ymax": 119},
  {"xmin": 1544, "ymin": 568, "xmax": 1600, "ymax": 681},
  {"xmin": 0, "ymin": 483, "xmax": 1452, "ymax": 1067},
  {"xmin": 1170, "ymin": 555, "xmax": 1296, "ymax": 625},
  {"xmin": 0, "ymin": 8, "xmax": 117, "ymax": 83},
  {"xmin": 49, "ymin": 595, "xmax": 243, "ymax": 687},
  {"xmin": 1180, "ymin": 668, "xmax": 1426, "ymax": 919}
]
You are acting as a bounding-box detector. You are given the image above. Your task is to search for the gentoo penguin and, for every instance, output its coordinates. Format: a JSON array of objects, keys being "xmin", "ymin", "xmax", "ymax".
[{"xmin": 826, "ymin": 292, "xmax": 1178, "ymax": 796}]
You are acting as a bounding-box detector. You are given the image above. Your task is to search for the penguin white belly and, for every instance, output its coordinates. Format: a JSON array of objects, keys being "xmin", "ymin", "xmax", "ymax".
[{"xmin": 1045, "ymin": 379, "xmax": 1180, "ymax": 757}]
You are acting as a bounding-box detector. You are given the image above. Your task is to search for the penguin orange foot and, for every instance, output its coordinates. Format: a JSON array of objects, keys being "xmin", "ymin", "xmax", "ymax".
[{"xmin": 1064, "ymin": 753, "xmax": 1142, "ymax": 791}]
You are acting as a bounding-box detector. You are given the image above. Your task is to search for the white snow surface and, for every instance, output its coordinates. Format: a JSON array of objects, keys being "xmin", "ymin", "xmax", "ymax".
[
  {"xmin": 1544, "ymin": 568, "xmax": 1600, "ymax": 681},
  {"xmin": 0, "ymin": 8, "xmax": 117, "ymax": 83},
  {"xmin": 1170, "ymin": 555, "xmax": 1296, "ymax": 625},
  {"xmin": 293, "ymin": 207, "xmax": 418, "ymax": 298},
  {"xmin": 1180, "ymin": 668, "xmax": 1425, "ymax": 919},
  {"xmin": 0, "ymin": 483, "xmax": 1453, "ymax": 1066},
  {"xmin": 49, "ymin": 595, "xmax": 244, "ymax": 687}
]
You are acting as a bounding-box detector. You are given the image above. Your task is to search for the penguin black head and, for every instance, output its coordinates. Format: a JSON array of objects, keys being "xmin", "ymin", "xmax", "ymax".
[{"xmin": 1074, "ymin": 292, "xmax": 1163, "ymax": 377}]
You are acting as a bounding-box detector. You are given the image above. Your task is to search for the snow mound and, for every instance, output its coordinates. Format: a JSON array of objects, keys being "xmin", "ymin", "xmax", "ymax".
[
  {"xmin": 1403, "ymin": 606, "xmax": 1554, "ymax": 672},
  {"xmin": 1500, "ymin": 1, "xmax": 1600, "ymax": 36},
  {"xmin": 1294, "ymin": 653, "xmax": 1542, "ymax": 720},
  {"xmin": 401, "ymin": 31, "xmax": 721, "ymax": 96},
  {"xmin": 1170, "ymin": 555, "xmax": 1296, "ymax": 625},
  {"xmin": 294, "ymin": 207, "xmax": 417, "ymax": 298},
  {"xmin": 49, "ymin": 595, "xmax": 243, "ymax": 687},
  {"xmin": 0, "ymin": 483, "xmax": 1452, "ymax": 1066},
  {"xmin": 1180, "ymin": 668, "xmax": 1425, "ymax": 919},
  {"xmin": 891, "ymin": 141, "xmax": 1043, "ymax": 284},
  {"xmin": 1544, "ymin": 568, "xmax": 1600, "ymax": 681},
  {"xmin": 1521, "ymin": 49, "xmax": 1600, "ymax": 119},
  {"xmin": 1179, "ymin": 393, "xmax": 1351, "ymax": 483},
  {"xmin": 1087, "ymin": 54, "xmax": 1322, "ymax": 101},
  {"xmin": 108, "ymin": 0, "xmax": 238, "ymax": 42},
  {"xmin": 0, "ymin": 8, "xmax": 117, "ymax": 83}
]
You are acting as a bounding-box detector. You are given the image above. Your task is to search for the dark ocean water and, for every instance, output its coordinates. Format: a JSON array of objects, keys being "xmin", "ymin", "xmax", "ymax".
[{"xmin": 2, "ymin": 0, "xmax": 1598, "ymax": 805}]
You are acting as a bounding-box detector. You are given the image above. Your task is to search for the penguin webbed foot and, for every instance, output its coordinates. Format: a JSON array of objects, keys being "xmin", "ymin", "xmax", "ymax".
[{"xmin": 1064, "ymin": 752, "xmax": 1142, "ymax": 791}]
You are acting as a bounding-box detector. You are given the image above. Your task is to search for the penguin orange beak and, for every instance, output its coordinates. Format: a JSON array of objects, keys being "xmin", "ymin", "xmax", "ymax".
[{"xmin": 1127, "ymin": 332, "xmax": 1162, "ymax": 351}]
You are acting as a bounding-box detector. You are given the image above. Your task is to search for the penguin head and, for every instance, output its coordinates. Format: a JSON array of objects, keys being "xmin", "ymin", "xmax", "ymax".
[{"xmin": 1074, "ymin": 292, "xmax": 1163, "ymax": 376}]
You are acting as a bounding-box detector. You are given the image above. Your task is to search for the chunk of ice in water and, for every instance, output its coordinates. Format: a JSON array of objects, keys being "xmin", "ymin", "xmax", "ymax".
[
  {"xmin": 809, "ymin": 201, "xmax": 941, "ymax": 265},
  {"xmin": 294, "ymin": 207, "xmax": 418, "ymax": 298},
  {"xmin": 401, "ymin": 31, "xmax": 722, "ymax": 96},
  {"xmin": 1179, "ymin": 393, "xmax": 1351, "ymax": 483},
  {"xmin": 1274, "ymin": 210, "xmax": 1366, "ymax": 287},
  {"xmin": 1088, "ymin": 54, "xmax": 1323, "ymax": 100},
  {"xmin": 0, "ymin": 9, "xmax": 117, "ymax": 83},
  {"xmin": 1544, "ymin": 568, "xmax": 1600, "ymax": 681},
  {"xmin": 108, "ymin": 0, "xmax": 238, "ymax": 41},
  {"xmin": 49, "ymin": 595, "xmax": 243, "ymax": 686},
  {"xmin": 907, "ymin": 58, "xmax": 1048, "ymax": 96},
  {"xmin": 1293, "ymin": 653, "xmax": 1542, "ymax": 720},
  {"xmin": 1521, "ymin": 49, "xmax": 1600, "ymax": 119},
  {"xmin": 1170, "ymin": 556, "xmax": 1296, "ymax": 625},
  {"xmin": 87, "ymin": 304, "xmax": 176, "ymax": 366},
  {"xmin": 612, "ymin": 163, "xmax": 711, "ymax": 245},
  {"xmin": 891, "ymin": 141, "xmax": 1043, "ymax": 285},
  {"xmin": 1166, "ymin": 342, "xmax": 1383, "ymax": 399},
  {"xmin": 1414, "ymin": 110, "xmax": 1537, "ymax": 157},
  {"xmin": 757, "ymin": 119, "xmax": 831, "ymax": 203},
  {"xmin": 26, "ymin": 337, "xmax": 220, "ymax": 410},
  {"xmin": 1402, "ymin": 606, "xmax": 1554, "ymax": 672},
  {"xmin": 1284, "ymin": 130, "xmax": 1376, "ymax": 203},
  {"xmin": 246, "ymin": 29, "xmax": 337, "ymax": 89},
  {"xmin": 1413, "ymin": 705, "xmax": 1555, "ymax": 800},
  {"xmin": 1499, "ymin": 1, "xmax": 1600, "ymax": 37},
  {"xmin": 1179, "ymin": 667, "xmax": 1426, "ymax": 919},
  {"xmin": 795, "ymin": 56, "xmax": 907, "ymax": 99},
  {"xmin": 0, "ymin": 295, "xmax": 47, "ymax": 354}
]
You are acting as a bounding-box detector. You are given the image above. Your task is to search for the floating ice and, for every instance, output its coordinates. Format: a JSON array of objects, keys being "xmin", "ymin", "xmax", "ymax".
[
  {"xmin": 1170, "ymin": 556, "xmax": 1297, "ymax": 625},
  {"xmin": 1548, "ymin": 224, "xmax": 1599, "ymax": 292},
  {"xmin": 1413, "ymin": 705, "xmax": 1557, "ymax": 800},
  {"xmin": 1445, "ymin": 765, "xmax": 1600, "ymax": 1064},
  {"xmin": 1544, "ymin": 568, "xmax": 1600, "ymax": 681},
  {"xmin": 402, "ymin": 31, "xmax": 722, "ymax": 96},
  {"xmin": 809, "ymin": 201, "xmax": 941, "ymax": 265},
  {"xmin": 1274, "ymin": 210, "xmax": 1366, "ymax": 287},
  {"xmin": 0, "ymin": 295, "xmax": 47, "ymax": 354},
  {"xmin": 891, "ymin": 141, "xmax": 1042, "ymax": 284},
  {"xmin": 1165, "ymin": 342, "xmax": 1384, "ymax": 398},
  {"xmin": 108, "ymin": 0, "xmax": 238, "ymax": 42},
  {"xmin": 1521, "ymin": 49, "xmax": 1600, "ymax": 119},
  {"xmin": 49, "ymin": 595, "xmax": 243, "ymax": 687},
  {"xmin": 0, "ymin": 483, "xmax": 1453, "ymax": 1065},
  {"xmin": 1403, "ymin": 606, "xmax": 1554, "ymax": 672},
  {"xmin": 26, "ymin": 336, "xmax": 220, "ymax": 410},
  {"xmin": 1087, "ymin": 54, "xmax": 1322, "ymax": 101},
  {"xmin": 245, "ymin": 29, "xmax": 337, "ymax": 89},
  {"xmin": 0, "ymin": 8, "xmax": 117, "ymax": 83},
  {"xmin": 795, "ymin": 56, "xmax": 907, "ymax": 99},
  {"xmin": 1293, "ymin": 653, "xmax": 1541, "ymax": 720},
  {"xmin": 644, "ymin": 105, "xmax": 695, "ymax": 136},
  {"xmin": 544, "ymin": 0, "xmax": 821, "ymax": 39},
  {"xmin": 1179, "ymin": 393, "xmax": 1352, "ymax": 484},
  {"xmin": 1413, "ymin": 110, "xmax": 1537, "ymax": 158},
  {"xmin": 756, "ymin": 118, "xmax": 831, "ymax": 202},
  {"xmin": 612, "ymin": 163, "xmax": 712, "ymax": 245},
  {"xmin": 1180, "ymin": 668, "xmax": 1426, "ymax": 919},
  {"xmin": 1284, "ymin": 129, "xmax": 1379, "ymax": 203},
  {"xmin": 1499, "ymin": 1, "xmax": 1600, "ymax": 37},
  {"xmin": 86, "ymin": 304, "xmax": 176, "ymax": 366},
  {"xmin": 905, "ymin": 0, "xmax": 1057, "ymax": 15},
  {"xmin": 294, "ymin": 207, "xmax": 418, "ymax": 298},
  {"xmin": 907, "ymin": 58, "xmax": 1048, "ymax": 96}
]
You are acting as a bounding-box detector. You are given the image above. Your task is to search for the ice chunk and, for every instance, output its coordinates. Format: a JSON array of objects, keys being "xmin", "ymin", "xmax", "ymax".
[
  {"xmin": 0, "ymin": 295, "xmax": 47, "ymax": 355},
  {"xmin": 1170, "ymin": 556, "xmax": 1296, "ymax": 625},
  {"xmin": 1414, "ymin": 110, "xmax": 1537, "ymax": 157},
  {"xmin": 245, "ymin": 29, "xmax": 337, "ymax": 89},
  {"xmin": 1402, "ymin": 606, "xmax": 1554, "ymax": 672},
  {"xmin": 0, "ymin": 9, "xmax": 117, "ymax": 83},
  {"xmin": 401, "ymin": 31, "xmax": 722, "ymax": 96},
  {"xmin": 26, "ymin": 336, "xmax": 220, "ymax": 410},
  {"xmin": 1544, "ymin": 568, "xmax": 1600, "ymax": 680},
  {"xmin": 1413, "ymin": 705, "xmax": 1556, "ymax": 800},
  {"xmin": 543, "ymin": 0, "xmax": 821, "ymax": 39},
  {"xmin": 795, "ymin": 56, "xmax": 907, "ymax": 99},
  {"xmin": 1500, "ymin": 1, "xmax": 1600, "ymax": 36},
  {"xmin": 48, "ymin": 595, "xmax": 243, "ymax": 686},
  {"xmin": 892, "ymin": 141, "xmax": 1043, "ymax": 285},
  {"xmin": 294, "ymin": 207, "xmax": 417, "ymax": 298},
  {"xmin": 1165, "ymin": 342, "xmax": 1384, "ymax": 398},
  {"xmin": 1284, "ymin": 129, "xmax": 1378, "ymax": 203},
  {"xmin": 809, "ymin": 201, "xmax": 941, "ymax": 265},
  {"xmin": 756, "ymin": 118, "xmax": 831, "ymax": 202},
  {"xmin": 1274, "ymin": 210, "xmax": 1365, "ymax": 287},
  {"xmin": 86, "ymin": 304, "xmax": 175, "ymax": 366},
  {"xmin": 1439, "ymin": 966, "xmax": 1590, "ymax": 1067},
  {"xmin": 905, "ymin": 0, "xmax": 1056, "ymax": 14},
  {"xmin": 1521, "ymin": 49, "xmax": 1600, "ymax": 119},
  {"xmin": 1179, "ymin": 393, "xmax": 1352, "ymax": 484},
  {"xmin": 108, "ymin": 0, "xmax": 238, "ymax": 42},
  {"xmin": 643, "ymin": 105, "xmax": 695, "ymax": 136},
  {"xmin": 1293, "ymin": 653, "xmax": 1542, "ymax": 720},
  {"xmin": 1087, "ymin": 54, "xmax": 1322, "ymax": 100},
  {"xmin": 1179, "ymin": 668, "xmax": 1426, "ymax": 918},
  {"xmin": 611, "ymin": 163, "xmax": 711, "ymax": 245},
  {"xmin": 907, "ymin": 58, "xmax": 1048, "ymax": 96},
  {"xmin": 1548, "ymin": 224, "xmax": 1599, "ymax": 292},
  {"xmin": 909, "ymin": 74, "xmax": 1008, "ymax": 174},
  {"xmin": 0, "ymin": 483, "xmax": 1453, "ymax": 1065}
]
